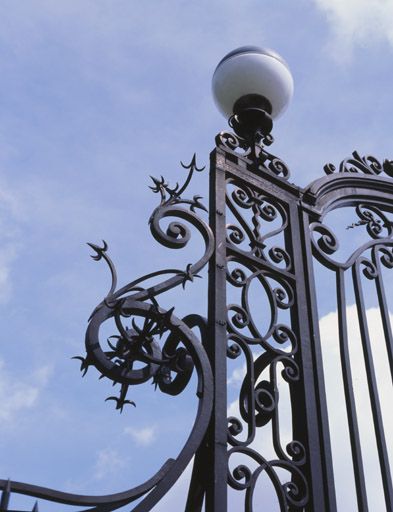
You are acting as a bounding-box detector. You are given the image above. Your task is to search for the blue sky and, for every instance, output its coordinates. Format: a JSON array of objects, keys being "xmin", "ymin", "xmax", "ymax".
[{"xmin": 0, "ymin": 1, "xmax": 392, "ymax": 511}]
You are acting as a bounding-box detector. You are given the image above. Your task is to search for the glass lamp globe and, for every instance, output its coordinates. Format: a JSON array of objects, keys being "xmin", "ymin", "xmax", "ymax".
[{"xmin": 212, "ymin": 46, "xmax": 294, "ymax": 122}]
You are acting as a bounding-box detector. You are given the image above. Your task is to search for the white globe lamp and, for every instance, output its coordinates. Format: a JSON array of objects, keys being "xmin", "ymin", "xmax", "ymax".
[{"xmin": 212, "ymin": 46, "xmax": 294, "ymax": 138}]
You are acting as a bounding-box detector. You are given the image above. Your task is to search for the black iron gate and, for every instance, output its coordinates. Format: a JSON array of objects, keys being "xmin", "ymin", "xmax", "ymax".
[
  {"xmin": 303, "ymin": 156, "xmax": 393, "ymax": 512},
  {"xmin": 1, "ymin": 130, "xmax": 392, "ymax": 511},
  {"xmin": 202, "ymin": 133, "xmax": 393, "ymax": 511}
]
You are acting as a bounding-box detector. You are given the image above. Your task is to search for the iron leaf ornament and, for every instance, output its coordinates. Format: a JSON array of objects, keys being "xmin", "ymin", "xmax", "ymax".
[{"xmin": 324, "ymin": 150, "xmax": 393, "ymax": 177}]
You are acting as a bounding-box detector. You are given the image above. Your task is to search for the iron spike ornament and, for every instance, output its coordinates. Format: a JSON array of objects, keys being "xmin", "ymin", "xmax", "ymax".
[
  {"xmin": 80, "ymin": 154, "xmax": 213, "ymax": 409},
  {"xmin": 2, "ymin": 46, "xmax": 393, "ymax": 512}
]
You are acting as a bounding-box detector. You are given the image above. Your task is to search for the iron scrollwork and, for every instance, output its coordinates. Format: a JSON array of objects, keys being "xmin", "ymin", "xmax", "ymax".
[
  {"xmin": 216, "ymin": 130, "xmax": 291, "ymax": 180},
  {"xmin": 221, "ymin": 143, "xmax": 309, "ymax": 510},
  {"xmin": 310, "ymin": 202, "xmax": 393, "ymax": 270},
  {"xmin": 346, "ymin": 204, "xmax": 393, "ymax": 238},
  {"xmin": 324, "ymin": 150, "xmax": 393, "ymax": 177},
  {"xmin": 0, "ymin": 156, "xmax": 214, "ymax": 511},
  {"xmin": 225, "ymin": 260, "xmax": 308, "ymax": 510},
  {"xmin": 225, "ymin": 178, "xmax": 292, "ymax": 270},
  {"xmin": 307, "ymin": 163, "xmax": 393, "ymax": 511},
  {"xmin": 3, "ymin": 128, "xmax": 393, "ymax": 512}
]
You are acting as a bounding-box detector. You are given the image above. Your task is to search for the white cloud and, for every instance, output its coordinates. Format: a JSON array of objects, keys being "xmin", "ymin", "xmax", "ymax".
[
  {"xmin": 314, "ymin": 0, "xmax": 393, "ymax": 59},
  {"xmin": 0, "ymin": 248, "xmax": 14, "ymax": 302},
  {"xmin": 93, "ymin": 448, "xmax": 127, "ymax": 480},
  {"xmin": 124, "ymin": 425, "xmax": 156, "ymax": 447},
  {"xmin": 0, "ymin": 359, "xmax": 52, "ymax": 422},
  {"xmin": 320, "ymin": 305, "xmax": 392, "ymax": 510},
  {"xmin": 227, "ymin": 363, "xmax": 246, "ymax": 386},
  {"xmin": 0, "ymin": 252, "xmax": 14, "ymax": 304}
]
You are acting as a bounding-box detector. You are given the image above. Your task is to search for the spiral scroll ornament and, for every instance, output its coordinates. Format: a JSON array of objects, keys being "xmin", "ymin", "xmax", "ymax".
[
  {"xmin": 347, "ymin": 204, "xmax": 393, "ymax": 239},
  {"xmin": 0, "ymin": 156, "xmax": 214, "ymax": 512},
  {"xmin": 310, "ymin": 202, "xmax": 393, "ymax": 270},
  {"xmin": 218, "ymin": 141, "xmax": 309, "ymax": 509},
  {"xmin": 216, "ymin": 130, "xmax": 290, "ymax": 180},
  {"xmin": 4, "ymin": 134, "xmax": 393, "ymax": 511},
  {"xmin": 227, "ymin": 446, "xmax": 309, "ymax": 510},
  {"xmin": 324, "ymin": 151, "xmax": 393, "ymax": 177},
  {"xmin": 225, "ymin": 252, "xmax": 308, "ymax": 509},
  {"xmin": 77, "ymin": 155, "xmax": 214, "ymax": 408},
  {"xmin": 226, "ymin": 179, "xmax": 292, "ymax": 270}
]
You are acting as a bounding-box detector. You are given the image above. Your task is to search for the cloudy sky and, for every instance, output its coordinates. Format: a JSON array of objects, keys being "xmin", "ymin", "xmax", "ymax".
[{"xmin": 0, "ymin": 1, "xmax": 392, "ymax": 511}]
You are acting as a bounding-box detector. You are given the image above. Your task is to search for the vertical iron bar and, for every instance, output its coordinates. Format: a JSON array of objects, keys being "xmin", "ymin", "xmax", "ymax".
[
  {"xmin": 352, "ymin": 261, "xmax": 393, "ymax": 510},
  {"xmin": 185, "ymin": 454, "xmax": 205, "ymax": 512},
  {"xmin": 204, "ymin": 148, "xmax": 228, "ymax": 511},
  {"xmin": 0, "ymin": 479, "xmax": 10, "ymax": 511},
  {"xmin": 298, "ymin": 208, "xmax": 337, "ymax": 511},
  {"xmin": 336, "ymin": 268, "xmax": 368, "ymax": 511},
  {"xmin": 372, "ymin": 246, "xmax": 393, "ymax": 386}
]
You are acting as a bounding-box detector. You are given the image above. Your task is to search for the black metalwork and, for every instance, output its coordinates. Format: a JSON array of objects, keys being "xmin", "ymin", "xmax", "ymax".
[
  {"xmin": 1, "ymin": 124, "xmax": 393, "ymax": 511},
  {"xmin": 229, "ymin": 94, "xmax": 273, "ymax": 143},
  {"xmin": 305, "ymin": 168, "xmax": 393, "ymax": 511},
  {"xmin": 0, "ymin": 157, "xmax": 214, "ymax": 511}
]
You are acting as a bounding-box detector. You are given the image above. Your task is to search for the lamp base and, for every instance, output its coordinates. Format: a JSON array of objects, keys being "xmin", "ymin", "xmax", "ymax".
[{"xmin": 229, "ymin": 94, "xmax": 273, "ymax": 141}]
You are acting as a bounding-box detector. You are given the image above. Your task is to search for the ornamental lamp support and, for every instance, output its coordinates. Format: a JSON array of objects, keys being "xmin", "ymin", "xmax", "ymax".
[{"xmin": 1, "ymin": 46, "xmax": 393, "ymax": 512}]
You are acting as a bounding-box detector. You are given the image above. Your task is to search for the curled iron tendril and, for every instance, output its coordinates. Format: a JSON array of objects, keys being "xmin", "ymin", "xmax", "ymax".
[
  {"xmin": 227, "ymin": 447, "xmax": 309, "ymax": 510},
  {"xmin": 346, "ymin": 204, "xmax": 393, "ymax": 239},
  {"xmin": 324, "ymin": 151, "xmax": 393, "ymax": 177},
  {"xmin": 226, "ymin": 180, "xmax": 291, "ymax": 269},
  {"xmin": 75, "ymin": 155, "xmax": 213, "ymax": 411},
  {"xmin": 216, "ymin": 130, "xmax": 290, "ymax": 180},
  {"xmin": 0, "ymin": 155, "xmax": 214, "ymax": 512},
  {"xmin": 149, "ymin": 153, "xmax": 207, "ymax": 212}
]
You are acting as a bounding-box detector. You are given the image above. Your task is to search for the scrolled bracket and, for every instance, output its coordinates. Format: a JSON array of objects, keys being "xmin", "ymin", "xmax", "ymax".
[
  {"xmin": 215, "ymin": 130, "xmax": 290, "ymax": 180},
  {"xmin": 1, "ymin": 155, "xmax": 214, "ymax": 512},
  {"xmin": 81, "ymin": 154, "xmax": 214, "ymax": 407}
]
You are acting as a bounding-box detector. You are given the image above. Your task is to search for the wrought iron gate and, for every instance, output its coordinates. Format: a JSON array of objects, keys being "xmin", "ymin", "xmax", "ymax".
[
  {"xmin": 202, "ymin": 132, "xmax": 393, "ymax": 511},
  {"xmin": 1, "ymin": 130, "xmax": 392, "ymax": 511}
]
